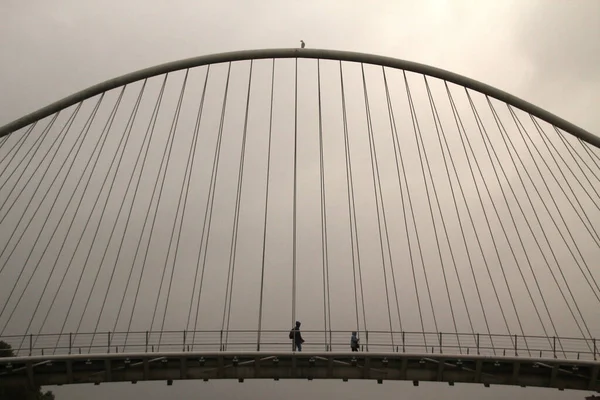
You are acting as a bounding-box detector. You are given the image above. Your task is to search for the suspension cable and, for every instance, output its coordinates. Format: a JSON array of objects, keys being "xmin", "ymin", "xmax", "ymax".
[
  {"xmin": 223, "ymin": 60, "xmax": 254, "ymax": 347},
  {"xmin": 0, "ymin": 104, "xmax": 84, "ymax": 326},
  {"xmin": 423, "ymin": 77, "xmax": 475, "ymax": 338},
  {"xmin": 0, "ymin": 116, "xmax": 58, "ymax": 215},
  {"xmin": 30, "ymin": 88, "xmax": 128, "ymax": 344},
  {"xmin": 0, "ymin": 106, "xmax": 80, "ymax": 268},
  {"xmin": 156, "ymin": 67, "xmax": 209, "ymax": 339},
  {"xmin": 72, "ymin": 84, "xmax": 148, "ymax": 343},
  {"xmin": 528, "ymin": 118, "xmax": 600, "ymax": 299},
  {"xmin": 292, "ymin": 58, "xmax": 298, "ymax": 329},
  {"xmin": 191, "ymin": 63, "xmax": 232, "ymax": 347},
  {"xmin": 0, "ymin": 123, "xmax": 35, "ymax": 173},
  {"xmin": 49, "ymin": 87, "xmax": 128, "ymax": 342},
  {"xmin": 360, "ymin": 64, "xmax": 395, "ymax": 345},
  {"xmin": 0, "ymin": 115, "xmax": 64, "ymax": 223},
  {"xmin": 113, "ymin": 75, "xmax": 185, "ymax": 333},
  {"xmin": 115, "ymin": 75, "xmax": 169, "ymax": 346},
  {"xmin": 402, "ymin": 72, "xmax": 439, "ymax": 333},
  {"xmin": 466, "ymin": 90, "xmax": 552, "ymax": 350},
  {"xmin": 317, "ymin": 59, "xmax": 333, "ymax": 347},
  {"xmin": 555, "ymin": 129, "xmax": 600, "ymax": 189},
  {"xmin": 408, "ymin": 73, "xmax": 462, "ymax": 339},
  {"xmin": 529, "ymin": 117, "xmax": 600, "ymax": 245},
  {"xmin": 2, "ymin": 95, "xmax": 105, "ymax": 340},
  {"xmin": 143, "ymin": 70, "xmax": 189, "ymax": 336},
  {"xmin": 508, "ymin": 106, "xmax": 594, "ymax": 341},
  {"xmin": 0, "ymin": 122, "xmax": 41, "ymax": 192},
  {"xmin": 153, "ymin": 71, "xmax": 195, "ymax": 348},
  {"xmin": 257, "ymin": 60, "xmax": 275, "ymax": 349},
  {"xmin": 339, "ymin": 61, "xmax": 367, "ymax": 334},
  {"xmin": 382, "ymin": 68, "xmax": 425, "ymax": 337},
  {"xmin": 445, "ymin": 83, "xmax": 513, "ymax": 339}
]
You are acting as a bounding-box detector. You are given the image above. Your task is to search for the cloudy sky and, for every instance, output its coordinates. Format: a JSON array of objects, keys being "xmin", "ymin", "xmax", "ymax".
[{"xmin": 1, "ymin": 0, "xmax": 599, "ymax": 399}]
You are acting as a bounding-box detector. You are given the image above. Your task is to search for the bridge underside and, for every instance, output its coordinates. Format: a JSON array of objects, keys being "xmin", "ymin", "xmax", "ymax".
[{"xmin": 1, "ymin": 352, "xmax": 598, "ymax": 392}]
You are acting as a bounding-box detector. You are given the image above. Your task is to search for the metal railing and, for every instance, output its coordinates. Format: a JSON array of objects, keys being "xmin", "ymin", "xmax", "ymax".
[{"xmin": 0, "ymin": 330, "xmax": 597, "ymax": 361}]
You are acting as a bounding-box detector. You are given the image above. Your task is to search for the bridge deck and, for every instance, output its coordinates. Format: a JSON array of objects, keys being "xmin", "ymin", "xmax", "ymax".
[{"xmin": 1, "ymin": 352, "xmax": 598, "ymax": 392}]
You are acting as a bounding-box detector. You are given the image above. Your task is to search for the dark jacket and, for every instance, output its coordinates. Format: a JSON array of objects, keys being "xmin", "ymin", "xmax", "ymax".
[
  {"xmin": 291, "ymin": 322, "xmax": 304, "ymax": 344},
  {"xmin": 351, "ymin": 332, "xmax": 359, "ymax": 349}
]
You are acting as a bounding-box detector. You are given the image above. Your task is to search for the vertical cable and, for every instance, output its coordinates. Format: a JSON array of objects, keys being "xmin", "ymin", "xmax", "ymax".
[
  {"xmin": 115, "ymin": 75, "xmax": 168, "ymax": 346},
  {"xmin": 181, "ymin": 66, "xmax": 210, "ymax": 332},
  {"xmin": 155, "ymin": 70, "xmax": 197, "ymax": 347},
  {"xmin": 402, "ymin": 72, "xmax": 439, "ymax": 333},
  {"xmin": 142, "ymin": 70, "xmax": 189, "ymax": 337},
  {"xmin": 383, "ymin": 68, "xmax": 425, "ymax": 338},
  {"xmin": 71, "ymin": 83, "xmax": 148, "ymax": 344},
  {"xmin": 113, "ymin": 76, "xmax": 184, "ymax": 333},
  {"xmin": 339, "ymin": 61, "xmax": 368, "ymax": 336},
  {"xmin": 155, "ymin": 66, "xmax": 209, "ymax": 339},
  {"xmin": 292, "ymin": 57, "xmax": 298, "ymax": 329},
  {"xmin": 191, "ymin": 63, "xmax": 232, "ymax": 348},
  {"xmin": 82, "ymin": 80, "xmax": 149, "ymax": 339},
  {"xmin": 360, "ymin": 64, "xmax": 394, "ymax": 345},
  {"xmin": 222, "ymin": 60, "xmax": 254, "ymax": 348},
  {"xmin": 257, "ymin": 60, "xmax": 275, "ymax": 350},
  {"xmin": 317, "ymin": 59, "xmax": 333, "ymax": 348}
]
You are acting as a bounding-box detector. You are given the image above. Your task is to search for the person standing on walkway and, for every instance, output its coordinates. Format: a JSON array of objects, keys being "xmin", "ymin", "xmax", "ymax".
[
  {"xmin": 350, "ymin": 331, "xmax": 359, "ymax": 352},
  {"xmin": 289, "ymin": 321, "xmax": 305, "ymax": 351}
]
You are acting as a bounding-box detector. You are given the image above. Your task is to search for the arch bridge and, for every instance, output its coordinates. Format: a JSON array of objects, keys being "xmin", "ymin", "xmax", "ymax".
[{"xmin": 0, "ymin": 48, "xmax": 599, "ymax": 393}]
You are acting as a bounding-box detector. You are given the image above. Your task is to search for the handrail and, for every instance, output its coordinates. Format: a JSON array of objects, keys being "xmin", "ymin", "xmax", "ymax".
[{"xmin": 0, "ymin": 330, "xmax": 596, "ymax": 361}]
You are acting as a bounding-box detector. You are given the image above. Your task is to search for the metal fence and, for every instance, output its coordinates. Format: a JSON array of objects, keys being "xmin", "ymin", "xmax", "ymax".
[{"xmin": 0, "ymin": 330, "xmax": 597, "ymax": 361}]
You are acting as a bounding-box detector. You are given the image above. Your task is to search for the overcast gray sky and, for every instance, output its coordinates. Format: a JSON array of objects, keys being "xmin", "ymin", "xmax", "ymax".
[{"xmin": 1, "ymin": 0, "xmax": 599, "ymax": 399}]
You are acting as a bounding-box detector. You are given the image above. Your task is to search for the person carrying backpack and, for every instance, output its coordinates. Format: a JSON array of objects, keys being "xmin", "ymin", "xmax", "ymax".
[
  {"xmin": 289, "ymin": 321, "xmax": 304, "ymax": 351},
  {"xmin": 350, "ymin": 331, "xmax": 359, "ymax": 352}
]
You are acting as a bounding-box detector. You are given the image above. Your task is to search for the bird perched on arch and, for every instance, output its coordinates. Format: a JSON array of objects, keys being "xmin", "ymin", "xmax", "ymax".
[{"xmin": 300, "ymin": 40, "xmax": 305, "ymax": 49}]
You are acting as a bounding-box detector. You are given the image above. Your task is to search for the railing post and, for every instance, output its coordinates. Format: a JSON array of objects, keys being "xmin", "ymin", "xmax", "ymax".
[
  {"xmin": 439, "ymin": 332, "xmax": 443, "ymax": 354},
  {"xmin": 108, "ymin": 331, "xmax": 111, "ymax": 354},
  {"xmin": 69, "ymin": 333, "xmax": 72, "ymax": 355},
  {"xmin": 552, "ymin": 336, "xmax": 556, "ymax": 359},
  {"xmin": 365, "ymin": 331, "xmax": 369, "ymax": 352},
  {"xmin": 220, "ymin": 330, "xmax": 223, "ymax": 351},
  {"xmin": 594, "ymin": 338, "xmax": 597, "ymax": 361},
  {"xmin": 145, "ymin": 331, "xmax": 149, "ymax": 353},
  {"xmin": 29, "ymin": 334, "xmax": 33, "ymax": 356},
  {"xmin": 183, "ymin": 330, "xmax": 186, "ymax": 352},
  {"xmin": 476, "ymin": 333, "xmax": 480, "ymax": 355},
  {"xmin": 514, "ymin": 334, "xmax": 518, "ymax": 356}
]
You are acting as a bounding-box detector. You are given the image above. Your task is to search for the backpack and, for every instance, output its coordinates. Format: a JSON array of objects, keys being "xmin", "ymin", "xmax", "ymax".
[{"xmin": 289, "ymin": 329, "xmax": 294, "ymax": 339}]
